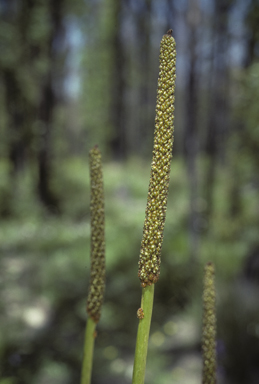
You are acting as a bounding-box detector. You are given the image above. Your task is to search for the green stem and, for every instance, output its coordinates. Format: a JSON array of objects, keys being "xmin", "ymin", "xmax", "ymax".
[
  {"xmin": 132, "ymin": 284, "xmax": 155, "ymax": 384},
  {"xmin": 80, "ymin": 317, "xmax": 97, "ymax": 384}
]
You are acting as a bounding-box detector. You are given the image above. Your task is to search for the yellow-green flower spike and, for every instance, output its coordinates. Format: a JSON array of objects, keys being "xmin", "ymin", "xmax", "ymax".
[
  {"xmin": 86, "ymin": 145, "xmax": 105, "ymax": 323},
  {"xmin": 138, "ymin": 29, "xmax": 176, "ymax": 287},
  {"xmin": 202, "ymin": 262, "xmax": 217, "ymax": 384}
]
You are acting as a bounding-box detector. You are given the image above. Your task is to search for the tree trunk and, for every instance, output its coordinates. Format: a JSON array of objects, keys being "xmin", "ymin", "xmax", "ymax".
[
  {"xmin": 3, "ymin": 69, "xmax": 26, "ymax": 175},
  {"xmin": 136, "ymin": 0, "xmax": 152, "ymax": 158},
  {"xmin": 204, "ymin": 0, "xmax": 231, "ymax": 224},
  {"xmin": 184, "ymin": 0, "xmax": 201, "ymax": 261},
  {"xmin": 109, "ymin": 0, "xmax": 127, "ymax": 159},
  {"xmin": 37, "ymin": 76, "xmax": 59, "ymax": 212},
  {"xmin": 36, "ymin": 0, "xmax": 65, "ymax": 213}
]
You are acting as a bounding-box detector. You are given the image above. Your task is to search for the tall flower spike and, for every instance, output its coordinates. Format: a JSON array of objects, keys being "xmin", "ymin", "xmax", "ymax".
[
  {"xmin": 202, "ymin": 262, "xmax": 217, "ymax": 384},
  {"xmin": 138, "ymin": 29, "xmax": 176, "ymax": 287},
  {"xmin": 87, "ymin": 145, "xmax": 105, "ymax": 323}
]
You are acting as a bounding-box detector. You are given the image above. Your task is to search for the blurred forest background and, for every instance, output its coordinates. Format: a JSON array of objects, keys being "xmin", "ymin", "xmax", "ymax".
[{"xmin": 1, "ymin": 0, "xmax": 259, "ymax": 383}]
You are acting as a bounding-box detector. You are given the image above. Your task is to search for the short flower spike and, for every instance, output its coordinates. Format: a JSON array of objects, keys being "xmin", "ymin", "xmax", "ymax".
[
  {"xmin": 138, "ymin": 29, "xmax": 176, "ymax": 287},
  {"xmin": 86, "ymin": 146, "xmax": 105, "ymax": 323},
  {"xmin": 202, "ymin": 262, "xmax": 217, "ymax": 384}
]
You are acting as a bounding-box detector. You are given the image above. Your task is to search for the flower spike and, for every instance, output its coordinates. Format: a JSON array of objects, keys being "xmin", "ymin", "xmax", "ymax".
[
  {"xmin": 138, "ymin": 30, "xmax": 176, "ymax": 287},
  {"xmin": 202, "ymin": 262, "xmax": 217, "ymax": 384},
  {"xmin": 87, "ymin": 145, "xmax": 105, "ymax": 323}
]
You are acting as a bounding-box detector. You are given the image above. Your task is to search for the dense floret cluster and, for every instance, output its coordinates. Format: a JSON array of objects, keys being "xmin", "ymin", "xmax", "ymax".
[
  {"xmin": 202, "ymin": 262, "xmax": 217, "ymax": 384},
  {"xmin": 138, "ymin": 30, "xmax": 176, "ymax": 287},
  {"xmin": 87, "ymin": 146, "xmax": 105, "ymax": 323}
]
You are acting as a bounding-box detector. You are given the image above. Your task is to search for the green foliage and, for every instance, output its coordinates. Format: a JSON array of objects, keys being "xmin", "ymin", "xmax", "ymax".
[{"xmin": 0, "ymin": 379, "xmax": 15, "ymax": 384}]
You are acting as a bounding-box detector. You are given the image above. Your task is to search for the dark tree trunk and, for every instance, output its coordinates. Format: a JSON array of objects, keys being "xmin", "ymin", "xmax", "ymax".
[
  {"xmin": 109, "ymin": 0, "xmax": 127, "ymax": 160},
  {"xmin": 37, "ymin": 75, "xmax": 59, "ymax": 212},
  {"xmin": 3, "ymin": 69, "xmax": 26, "ymax": 175},
  {"xmin": 244, "ymin": 0, "xmax": 259, "ymax": 67},
  {"xmin": 184, "ymin": 0, "xmax": 201, "ymax": 261},
  {"xmin": 203, "ymin": 0, "xmax": 231, "ymax": 224},
  {"xmin": 36, "ymin": 0, "xmax": 65, "ymax": 213},
  {"xmin": 136, "ymin": 0, "xmax": 152, "ymax": 158}
]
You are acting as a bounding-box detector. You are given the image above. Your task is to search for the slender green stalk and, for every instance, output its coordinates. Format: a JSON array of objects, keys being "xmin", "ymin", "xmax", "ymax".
[
  {"xmin": 132, "ymin": 29, "xmax": 176, "ymax": 384},
  {"xmin": 132, "ymin": 285, "xmax": 155, "ymax": 384},
  {"xmin": 81, "ymin": 145, "xmax": 105, "ymax": 384},
  {"xmin": 202, "ymin": 262, "xmax": 217, "ymax": 384},
  {"xmin": 81, "ymin": 317, "xmax": 96, "ymax": 384}
]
